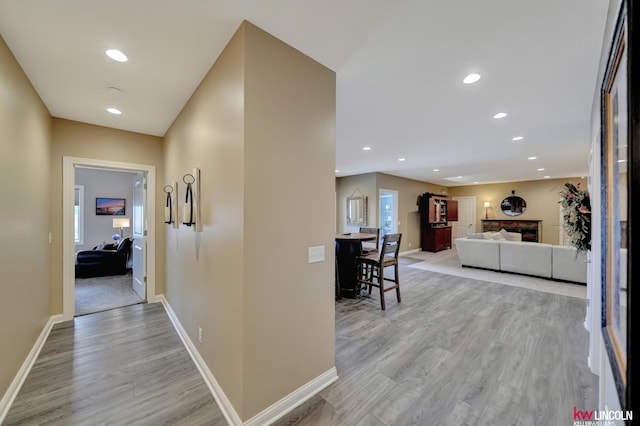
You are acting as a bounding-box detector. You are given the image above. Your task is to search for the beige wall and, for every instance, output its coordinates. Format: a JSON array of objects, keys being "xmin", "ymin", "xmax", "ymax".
[
  {"xmin": 0, "ymin": 35, "xmax": 52, "ymax": 399},
  {"xmin": 375, "ymin": 173, "xmax": 443, "ymax": 251},
  {"xmin": 50, "ymin": 119, "xmax": 165, "ymax": 312},
  {"xmin": 336, "ymin": 173, "xmax": 442, "ymax": 251},
  {"xmin": 449, "ymin": 177, "xmax": 587, "ymax": 245},
  {"xmin": 163, "ymin": 22, "xmax": 336, "ymax": 421}
]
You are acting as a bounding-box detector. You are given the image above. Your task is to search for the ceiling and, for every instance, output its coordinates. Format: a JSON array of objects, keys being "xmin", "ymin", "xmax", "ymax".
[{"xmin": 0, "ymin": 0, "xmax": 609, "ymax": 186}]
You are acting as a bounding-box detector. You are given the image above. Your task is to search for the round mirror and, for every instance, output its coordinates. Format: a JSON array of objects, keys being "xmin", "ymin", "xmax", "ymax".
[{"xmin": 501, "ymin": 195, "xmax": 526, "ymax": 216}]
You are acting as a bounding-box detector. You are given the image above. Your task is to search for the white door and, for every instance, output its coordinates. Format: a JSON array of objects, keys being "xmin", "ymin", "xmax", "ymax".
[
  {"xmin": 132, "ymin": 173, "xmax": 146, "ymax": 300},
  {"xmin": 452, "ymin": 196, "xmax": 476, "ymax": 240}
]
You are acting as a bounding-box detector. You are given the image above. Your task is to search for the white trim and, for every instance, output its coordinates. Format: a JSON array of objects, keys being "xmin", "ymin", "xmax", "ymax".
[
  {"xmin": 399, "ymin": 248, "xmax": 421, "ymax": 256},
  {"xmin": 0, "ymin": 314, "xmax": 64, "ymax": 423},
  {"xmin": 243, "ymin": 367, "xmax": 338, "ymax": 426},
  {"xmin": 63, "ymin": 156, "xmax": 156, "ymax": 321},
  {"xmin": 158, "ymin": 295, "xmax": 338, "ymax": 426},
  {"xmin": 158, "ymin": 295, "xmax": 242, "ymax": 426}
]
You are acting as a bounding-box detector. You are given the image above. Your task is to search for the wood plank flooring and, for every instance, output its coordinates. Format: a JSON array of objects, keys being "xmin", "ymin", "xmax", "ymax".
[
  {"xmin": 275, "ymin": 257, "xmax": 598, "ymax": 426},
  {"xmin": 4, "ymin": 303, "xmax": 226, "ymax": 426},
  {"xmin": 5, "ymin": 258, "xmax": 597, "ymax": 425}
]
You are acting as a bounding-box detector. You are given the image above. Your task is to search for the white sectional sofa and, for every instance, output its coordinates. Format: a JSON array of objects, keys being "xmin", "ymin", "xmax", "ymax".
[{"xmin": 455, "ymin": 236, "xmax": 587, "ymax": 284}]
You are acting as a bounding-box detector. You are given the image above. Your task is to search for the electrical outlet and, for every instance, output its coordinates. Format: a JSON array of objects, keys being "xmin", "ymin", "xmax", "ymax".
[{"xmin": 198, "ymin": 327, "xmax": 203, "ymax": 344}]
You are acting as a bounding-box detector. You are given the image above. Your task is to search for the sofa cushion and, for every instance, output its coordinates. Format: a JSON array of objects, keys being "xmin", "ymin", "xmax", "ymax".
[
  {"xmin": 467, "ymin": 232, "xmax": 486, "ymax": 239},
  {"xmin": 500, "ymin": 228, "xmax": 522, "ymax": 241},
  {"xmin": 455, "ymin": 238, "xmax": 500, "ymax": 270},
  {"xmin": 499, "ymin": 241, "xmax": 552, "ymax": 278},
  {"xmin": 552, "ymin": 246, "xmax": 587, "ymax": 283}
]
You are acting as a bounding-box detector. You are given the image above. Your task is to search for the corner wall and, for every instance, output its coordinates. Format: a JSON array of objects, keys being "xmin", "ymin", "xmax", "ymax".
[
  {"xmin": 0, "ymin": 35, "xmax": 52, "ymax": 400},
  {"xmin": 163, "ymin": 21, "xmax": 336, "ymax": 421}
]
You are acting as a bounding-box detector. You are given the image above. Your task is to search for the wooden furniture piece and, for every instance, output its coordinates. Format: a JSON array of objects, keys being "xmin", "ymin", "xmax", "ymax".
[
  {"xmin": 356, "ymin": 233, "xmax": 402, "ymax": 310},
  {"xmin": 418, "ymin": 193, "xmax": 458, "ymax": 252},
  {"xmin": 335, "ymin": 233, "xmax": 377, "ymax": 299},
  {"xmin": 481, "ymin": 219, "xmax": 542, "ymax": 242},
  {"xmin": 359, "ymin": 227, "xmax": 380, "ymax": 254}
]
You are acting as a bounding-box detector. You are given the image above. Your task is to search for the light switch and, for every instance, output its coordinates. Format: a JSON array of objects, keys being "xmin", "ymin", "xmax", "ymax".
[{"xmin": 308, "ymin": 246, "xmax": 325, "ymax": 263}]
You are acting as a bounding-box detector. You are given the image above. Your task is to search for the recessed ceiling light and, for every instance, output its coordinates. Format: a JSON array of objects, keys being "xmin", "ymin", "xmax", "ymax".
[
  {"xmin": 544, "ymin": 175, "xmax": 551, "ymax": 179},
  {"xmin": 528, "ymin": 156, "xmax": 537, "ymax": 160},
  {"xmin": 433, "ymin": 168, "xmax": 440, "ymax": 172},
  {"xmin": 473, "ymin": 181, "xmax": 479, "ymax": 184},
  {"xmin": 618, "ymin": 159, "xmax": 626, "ymax": 163},
  {"xmin": 456, "ymin": 176, "xmax": 462, "ymax": 179},
  {"xmin": 362, "ymin": 146, "xmax": 372, "ymax": 151},
  {"xmin": 105, "ymin": 49, "xmax": 128, "ymax": 62},
  {"xmin": 398, "ymin": 158, "xmax": 406, "ymax": 162},
  {"xmin": 537, "ymin": 168, "xmax": 545, "ymax": 171},
  {"xmin": 493, "ymin": 112, "xmax": 508, "ymax": 119},
  {"xmin": 512, "ymin": 136, "xmax": 524, "ymax": 141},
  {"xmin": 335, "ymin": 169, "xmax": 340, "ymax": 173},
  {"xmin": 463, "ymin": 73, "xmax": 481, "ymax": 84},
  {"xmin": 107, "ymin": 107, "xmax": 122, "ymax": 115}
]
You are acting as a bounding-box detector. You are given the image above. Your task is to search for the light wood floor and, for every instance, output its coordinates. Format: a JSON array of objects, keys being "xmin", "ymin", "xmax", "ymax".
[
  {"xmin": 5, "ymin": 258, "xmax": 597, "ymax": 425},
  {"xmin": 4, "ymin": 303, "xmax": 227, "ymax": 426},
  {"xmin": 276, "ymin": 257, "xmax": 598, "ymax": 426}
]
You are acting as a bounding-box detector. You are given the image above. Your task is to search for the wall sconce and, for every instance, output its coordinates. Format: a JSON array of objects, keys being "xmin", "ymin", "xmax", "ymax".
[
  {"xmin": 483, "ymin": 201, "xmax": 490, "ymax": 219},
  {"xmin": 163, "ymin": 183, "xmax": 179, "ymax": 228},
  {"xmin": 113, "ymin": 217, "xmax": 130, "ymax": 238},
  {"xmin": 182, "ymin": 168, "xmax": 201, "ymax": 232}
]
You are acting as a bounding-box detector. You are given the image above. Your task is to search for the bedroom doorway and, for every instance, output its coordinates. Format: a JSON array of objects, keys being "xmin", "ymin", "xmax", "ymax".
[{"xmin": 62, "ymin": 157, "xmax": 157, "ymax": 321}]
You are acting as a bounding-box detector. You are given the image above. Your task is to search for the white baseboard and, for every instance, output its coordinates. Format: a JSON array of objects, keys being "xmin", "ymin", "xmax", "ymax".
[
  {"xmin": 0, "ymin": 314, "xmax": 64, "ymax": 424},
  {"xmin": 158, "ymin": 295, "xmax": 338, "ymax": 426},
  {"xmin": 158, "ymin": 295, "xmax": 243, "ymax": 426},
  {"xmin": 244, "ymin": 367, "xmax": 338, "ymax": 426},
  {"xmin": 399, "ymin": 248, "xmax": 421, "ymax": 256}
]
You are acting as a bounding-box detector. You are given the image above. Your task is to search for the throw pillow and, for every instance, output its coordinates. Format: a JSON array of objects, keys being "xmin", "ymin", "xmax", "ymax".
[
  {"xmin": 490, "ymin": 232, "xmax": 506, "ymax": 241},
  {"xmin": 467, "ymin": 233, "xmax": 485, "ymax": 239},
  {"xmin": 500, "ymin": 228, "xmax": 522, "ymax": 241},
  {"xmin": 95, "ymin": 241, "xmax": 106, "ymax": 250}
]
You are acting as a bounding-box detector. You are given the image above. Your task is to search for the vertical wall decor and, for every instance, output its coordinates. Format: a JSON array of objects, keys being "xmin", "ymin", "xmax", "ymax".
[
  {"xmin": 163, "ymin": 182, "xmax": 179, "ymax": 229},
  {"xmin": 182, "ymin": 168, "xmax": 201, "ymax": 232}
]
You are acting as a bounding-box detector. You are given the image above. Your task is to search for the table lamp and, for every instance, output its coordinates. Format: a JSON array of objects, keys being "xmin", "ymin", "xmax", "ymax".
[
  {"xmin": 484, "ymin": 201, "xmax": 490, "ymax": 219},
  {"xmin": 113, "ymin": 217, "xmax": 130, "ymax": 238}
]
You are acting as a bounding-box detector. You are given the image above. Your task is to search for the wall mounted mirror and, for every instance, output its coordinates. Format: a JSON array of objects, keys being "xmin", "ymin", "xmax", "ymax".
[
  {"xmin": 347, "ymin": 195, "xmax": 367, "ymax": 226},
  {"xmin": 501, "ymin": 195, "xmax": 526, "ymax": 216}
]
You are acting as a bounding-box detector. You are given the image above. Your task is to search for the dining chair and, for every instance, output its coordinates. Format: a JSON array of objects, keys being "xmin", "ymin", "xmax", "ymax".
[
  {"xmin": 359, "ymin": 227, "xmax": 380, "ymax": 255},
  {"xmin": 356, "ymin": 233, "xmax": 402, "ymax": 310}
]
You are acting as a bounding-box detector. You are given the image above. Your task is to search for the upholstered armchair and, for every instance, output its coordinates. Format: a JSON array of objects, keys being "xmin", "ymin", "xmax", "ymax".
[{"xmin": 75, "ymin": 237, "xmax": 132, "ymax": 278}]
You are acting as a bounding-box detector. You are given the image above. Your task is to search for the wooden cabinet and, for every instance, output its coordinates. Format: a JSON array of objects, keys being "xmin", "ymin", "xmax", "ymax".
[
  {"xmin": 418, "ymin": 192, "xmax": 458, "ymax": 252},
  {"xmin": 481, "ymin": 219, "xmax": 542, "ymax": 242},
  {"xmin": 422, "ymin": 226, "xmax": 452, "ymax": 252}
]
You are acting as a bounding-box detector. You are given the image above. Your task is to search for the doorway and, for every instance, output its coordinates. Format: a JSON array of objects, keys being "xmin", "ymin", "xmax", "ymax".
[
  {"xmin": 379, "ymin": 189, "xmax": 398, "ymax": 239},
  {"xmin": 452, "ymin": 196, "xmax": 476, "ymax": 240},
  {"xmin": 62, "ymin": 157, "xmax": 157, "ymax": 321}
]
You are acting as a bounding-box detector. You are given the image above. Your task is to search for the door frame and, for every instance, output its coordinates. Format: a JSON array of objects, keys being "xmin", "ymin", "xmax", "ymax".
[
  {"xmin": 62, "ymin": 156, "xmax": 157, "ymax": 321},
  {"xmin": 378, "ymin": 188, "xmax": 398, "ymax": 236},
  {"xmin": 452, "ymin": 196, "xmax": 477, "ymax": 239}
]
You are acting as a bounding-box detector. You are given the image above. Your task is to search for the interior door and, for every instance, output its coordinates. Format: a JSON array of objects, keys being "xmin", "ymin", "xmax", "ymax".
[
  {"xmin": 452, "ymin": 196, "xmax": 476, "ymax": 240},
  {"xmin": 132, "ymin": 173, "xmax": 146, "ymax": 300}
]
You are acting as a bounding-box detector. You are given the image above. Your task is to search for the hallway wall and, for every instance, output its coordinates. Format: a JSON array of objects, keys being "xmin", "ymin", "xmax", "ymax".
[{"xmin": 0, "ymin": 35, "xmax": 52, "ymax": 401}]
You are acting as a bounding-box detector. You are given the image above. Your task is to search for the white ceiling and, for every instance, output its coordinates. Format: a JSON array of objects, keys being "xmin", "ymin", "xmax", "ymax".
[{"xmin": 0, "ymin": 0, "xmax": 609, "ymax": 186}]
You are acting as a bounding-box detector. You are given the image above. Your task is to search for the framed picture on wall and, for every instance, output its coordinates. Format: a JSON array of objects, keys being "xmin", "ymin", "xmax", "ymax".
[
  {"xmin": 95, "ymin": 197, "xmax": 126, "ymax": 215},
  {"xmin": 600, "ymin": 0, "xmax": 637, "ymax": 412}
]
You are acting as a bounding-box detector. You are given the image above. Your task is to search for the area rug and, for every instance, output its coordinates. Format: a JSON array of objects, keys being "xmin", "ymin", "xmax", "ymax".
[
  {"xmin": 402, "ymin": 248, "xmax": 586, "ymax": 299},
  {"xmin": 75, "ymin": 271, "xmax": 144, "ymax": 316}
]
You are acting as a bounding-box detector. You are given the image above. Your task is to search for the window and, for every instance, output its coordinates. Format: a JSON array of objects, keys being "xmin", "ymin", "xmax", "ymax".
[{"xmin": 75, "ymin": 185, "xmax": 84, "ymax": 244}]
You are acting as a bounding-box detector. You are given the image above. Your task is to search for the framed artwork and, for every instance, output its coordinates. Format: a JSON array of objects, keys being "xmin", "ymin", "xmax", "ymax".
[
  {"xmin": 95, "ymin": 197, "xmax": 126, "ymax": 215},
  {"xmin": 600, "ymin": 0, "xmax": 637, "ymax": 411}
]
